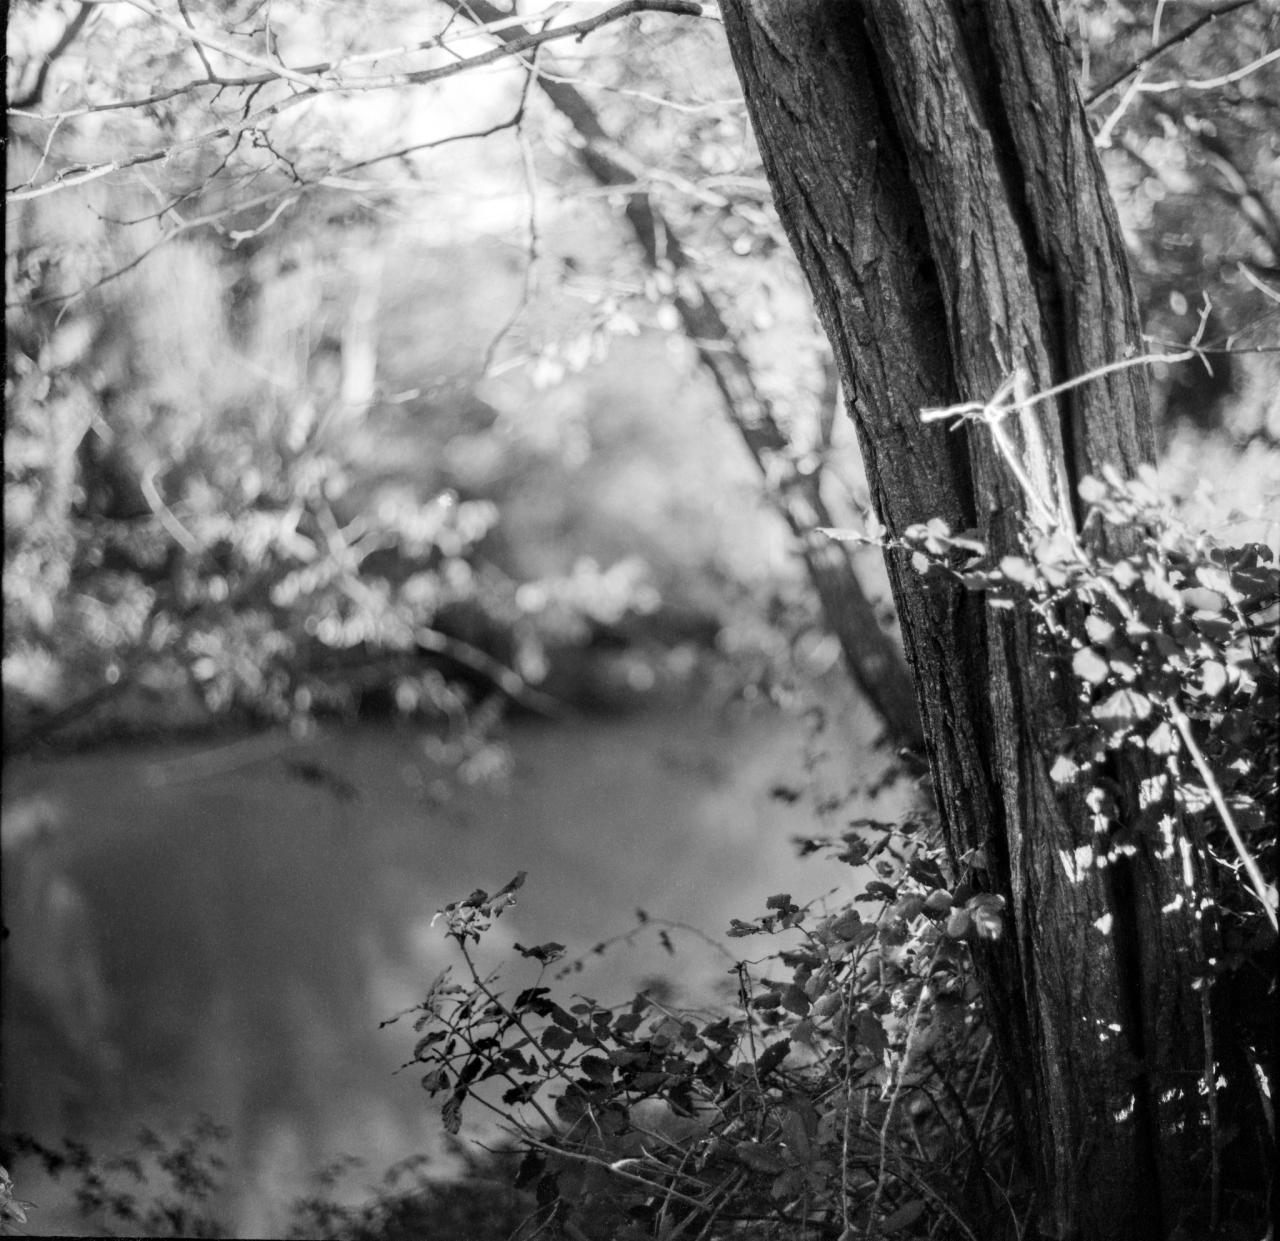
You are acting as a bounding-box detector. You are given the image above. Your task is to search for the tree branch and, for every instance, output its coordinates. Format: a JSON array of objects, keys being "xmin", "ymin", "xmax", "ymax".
[
  {"xmin": 1085, "ymin": 0, "xmax": 1256, "ymax": 107},
  {"xmin": 7, "ymin": 0, "xmax": 703, "ymax": 204},
  {"xmin": 11, "ymin": 2, "xmax": 94, "ymax": 111},
  {"xmin": 452, "ymin": 0, "xmax": 923, "ymax": 748}
]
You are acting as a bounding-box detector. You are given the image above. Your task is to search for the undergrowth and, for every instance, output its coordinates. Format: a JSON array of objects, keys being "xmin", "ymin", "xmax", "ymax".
[{"xmin": 4, "ymin": 469, "xmax": 1274, "ymax": 1239}]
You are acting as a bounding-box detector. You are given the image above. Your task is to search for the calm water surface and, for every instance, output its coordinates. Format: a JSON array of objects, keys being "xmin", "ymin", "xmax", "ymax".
[{"xmin": 2, "ymin": 694, "xmax": 899, "ymax": 1235}]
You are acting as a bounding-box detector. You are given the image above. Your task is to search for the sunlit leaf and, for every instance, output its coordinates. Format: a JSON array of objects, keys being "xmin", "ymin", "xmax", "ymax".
[
  {"xmin": 1073, "ymin": 646, "xmax": 1110, "ymax": 685},
  {"xmin": 1091, "ymin": 688, "xmax": 1153, "ymax": 732}
]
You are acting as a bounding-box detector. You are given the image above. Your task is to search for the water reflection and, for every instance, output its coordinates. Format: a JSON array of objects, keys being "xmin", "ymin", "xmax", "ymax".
[{"xmin": 3, "ymin": 694, "xmax": 899, "ymax": 1235}]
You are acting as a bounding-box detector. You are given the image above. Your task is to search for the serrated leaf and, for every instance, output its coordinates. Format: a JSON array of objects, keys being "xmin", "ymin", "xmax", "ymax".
[
  {"xmin": 780, "ymin": 984, "xmax": 811, "ymax": 1016},
  {"xmin": 541, "ymin": 1025, "xmax": 574, "ymax": 1051},
  {"xmin": 514, "ymin": 941, "xmax": 567, "ymax": 964}
]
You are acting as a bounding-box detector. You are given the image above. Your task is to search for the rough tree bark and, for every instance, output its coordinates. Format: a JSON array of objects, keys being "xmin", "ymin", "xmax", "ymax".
[
  {"xmin": 455, "ymin": 0, "xmax": 924, "ymax": 749},
  {"xmin": 718, "ymin": 3, "xmax": 1211, "ymax": 1238}
]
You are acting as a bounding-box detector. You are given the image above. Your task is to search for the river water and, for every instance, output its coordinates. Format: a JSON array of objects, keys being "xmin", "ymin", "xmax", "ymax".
[{"xmin": 2, "ymin": 690, "xmax": 901, "ymax": 1236}]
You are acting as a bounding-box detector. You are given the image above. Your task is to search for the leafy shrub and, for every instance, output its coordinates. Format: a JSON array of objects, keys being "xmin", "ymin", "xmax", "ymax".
[
  {"xmin": 4, "ymin": 472, "xmax": 1272, "ymax": 1240},
  {"xmin": 3, "ymin": 1119, "xmax": 231, "ymax": 1238},
  {"xmin": 397, "ymin": 468, "xmax": 1275, "ymax": 1240}
]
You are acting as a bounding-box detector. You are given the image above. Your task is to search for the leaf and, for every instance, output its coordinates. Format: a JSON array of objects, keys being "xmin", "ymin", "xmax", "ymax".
[
  {"xmin": 514, "ymin": 942, "xmax": 567, "ymax": 964},
  {"xmin": 967, "ymin": 893, "xmax": 1006, "ymax": 940},
  {"xmin": 1200, "ymin": 661, "xmax": 1228, "ymax": 697},
  {"xmin": 1181, "ymin": 587, "xmax": 1225, "ymax": 614},
  {"xmin": 863, "ymin": 880, "xmax": 898, "ymax": 902},
  {"xmin": 492, "ymin": 871, "xmax": 527, "ymax": 898},
  {"xmin": 1091, "ymin": 688, "xmax": 1153, "ymax": 733},
  {"xmin": 780, "ymin": 984, "xmax": 811, "ymax": 1016},
  {"xmin": 540, "ymin": 1026, "xmax": 574, "ymax": 1052},
  {"xmin": 856, "ymin": 1010, "xmax": 888, "ymax": 1058},
  {"xmin": 1085, "ymin": 614, "xmax": 1116, "ymax": 645},
  {"xmin": 1144, "ymin": 720, "xmax": 1179, "ymax": 755},
  {"xmin": 1195, "ymin": 564, "xmax": 1235, "ymax": 597},
  {"xmin": 999, "ymin": 555, "xmax": 1036, "ymax": 584},
  {"xmin": 735, "ymin": 1141, "xmax": 786, "ymax": 1175},
  {"xmin": 513, "ymin": 1150, "xmax": 545, "ymax": 1190},
  {"xmin": 578, "ymin": 1055, "xmax": 613, "ymax": 1085},
  {"xmin": 1072, "ymin": 646, "xmax": 1110, "ymax": 685},
  {"xmin": 765, "ymin": 893, "xmax": 793, "ymax": 911},
  {"xmin": 923, "ymin": 889, "xmax": 953, "ymax": 915},
  {"xmin": 882, "ymin": 1200, "xmax": 927, "ymax": 1232},
  {"xmin": 1078, "ymin": 475, "xmax": 1108, "ymax": 505},
  {"xmin": 501, "ymin": 1081, "xmax": 539, "ymax": 1106},
  {"xmin": 755, "ymin": 1038, "xmax": 792, "ymax": 1079},
  {"xmin": 442, "ymin": 1090, "xmax": 465, "ymax": 1135}
]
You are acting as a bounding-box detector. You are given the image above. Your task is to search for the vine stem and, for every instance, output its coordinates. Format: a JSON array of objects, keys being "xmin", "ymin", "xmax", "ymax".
[
  {"xmin": 866, "ymin": 945, "xmax": 938, "ymax": 1240},
  {"xmin": 1169, "ymin": 706, "xmax": 1278, "ymax": 931}
]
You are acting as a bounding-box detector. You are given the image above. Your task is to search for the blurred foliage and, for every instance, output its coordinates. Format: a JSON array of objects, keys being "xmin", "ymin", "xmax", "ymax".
[
  {"xmin": 1068, "ymin": 0, "xmax": 1280, "ymax": 434},
  {"xmin": 3, "ymin": 1119, "xmax": 232, "ymax": 1239},
  {"xmin": 5, "ymin": 2, "xmax": 1279, "ymax": 751}
]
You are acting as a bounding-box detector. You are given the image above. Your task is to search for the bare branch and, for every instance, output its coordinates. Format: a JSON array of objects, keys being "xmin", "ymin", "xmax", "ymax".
[
  {"xmin": 11, "ymin": 2, "xmax": 94, "ymax": 111},
  {"xmin": 7, "ymin": 0, "xmax": 702, "ymax": 205},
  {"xmin": 451, "ymin": 0, "xmax": 923, "ymax": 748},
  {"xmin": 120, "ymin": 0, "xmax": 338, "ymax": 91},
  {"xmin": 175, "ymin": 0, "xmax": 217, "ymax": 80},
  {"xmin": 1135, "ymin": 45, "xmax": 1280, "ymax": 95},
  {"xmin": 7, "ymin": 91, "xmax": 314, "ymax": 203},
  {"xmin": 1085, "ymin": 0, "xmax": 1256, "ymax": 106}
]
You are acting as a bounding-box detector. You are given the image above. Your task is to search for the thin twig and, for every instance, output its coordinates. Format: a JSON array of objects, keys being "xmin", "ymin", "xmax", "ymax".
[
  {"xmin": 1169, "ymin": 706, "xmax": 1278, "ymax": 930},
  {"xmin": 1085, "ymin": 0, "xmax": 1256, "ymax": 106}
]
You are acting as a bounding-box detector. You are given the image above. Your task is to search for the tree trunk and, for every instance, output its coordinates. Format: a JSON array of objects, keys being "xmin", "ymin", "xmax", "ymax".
[
  {"xmin": 454, "ymin": 0, "xmax": 924, "ymax": 749},
  {"xmin": 720, "ymin": 3, "xmax": 1209, "ymax": 1237}
]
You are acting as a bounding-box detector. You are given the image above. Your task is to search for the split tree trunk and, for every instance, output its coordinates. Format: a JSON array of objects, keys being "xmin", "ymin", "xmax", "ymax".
[{"xmin": 720, "ymin": 3, "xmax": 1209, "ymax": 1237}]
